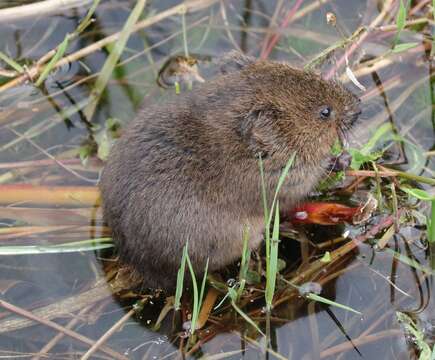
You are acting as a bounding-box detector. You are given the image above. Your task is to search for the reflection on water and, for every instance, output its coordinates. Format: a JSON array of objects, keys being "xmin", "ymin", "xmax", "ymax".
[{"xmin": 0, "ymin": 0, "xmax": 433, "ymax": 359}]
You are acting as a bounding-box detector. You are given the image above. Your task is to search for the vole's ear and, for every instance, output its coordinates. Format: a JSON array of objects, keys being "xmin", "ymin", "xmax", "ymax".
[
  {"xmin": 238, "ymin": 108, "xmax": 279, "ymax": 159},
  {"xmin": 219, "ymin": 51, "xmax": 256, "ymax": 74}
]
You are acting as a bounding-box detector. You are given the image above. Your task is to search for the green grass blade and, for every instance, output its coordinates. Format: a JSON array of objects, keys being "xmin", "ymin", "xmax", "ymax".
[
  {"xmin": 0, "ymin": 51, "xmax": 24, "ymax": 72},
  {"xmin": 228, "ymin": 287, "xmax": 264, "ymax": 336},
  {"xmin": 430, "ymin": 200, "xmax": 435, "ymax": 243},
  {"xmin": 400, "ymin": 187, "xmax": 435, "ymax": 201},
  {"xmin": 0, "ymin": 239, "xmax": 113, "ymax": 255},
  {"xmin": 306, "ymin": 293, "xmax": 362, "ymax": 315},
  {"xmin": 360, "ymin": 122, "xmax": 393, "ymax": 155},
  {"xmin": 174, "ymin": 242, "xmax": 189, "ymax": 310},
  {"xmin": 284, "ymin": 280, "xmax": 361, "ymax": 315},
  {"xmin": 385, "ymin": 248, "xmax": 433, "ymax": 275},
  {"xmin": 267, "ymin": 153, "xmax": 296, "ymax": 228},
  {"xmin": 186, "ymin": 254, "xmax": 199, "ymax": 333},
  {"xmin": 392, "ymin": 42, "xmax": 419, "ymax": 53},
  {"xmin": 51, "ymin": 237, "xmax": 112, "ymax": 247},
  {"xmin": 237, "ymin": 226, "xmax": 251, "ymax": 300},
  {"xmin": 76, "ymin": 0, "xmax": 101, "ymax": 34},
  {"xmin": 265, "ymin": 201, "xmax": 280, "ymax": 310},
  {"xmin": 35, "ymin": 35, "xmax": 70, "ymax": 86},
  {"xmin": 84, "ymin": 0, "xmax": 147, "ymax": 120},
  {"xmin": 198, "ymin": 258, "xmax": 209, "ymax": 314},
  {"xmin": 259, "ymin": 153, "xmax": 295, "ymax": 311},
  {"xmin": 432, "ymin": 0, "xmax": 435, "ymax": 57},
  {"xmin": 393, "ymin": 0, "xmax": 407, "ymax": 46}
]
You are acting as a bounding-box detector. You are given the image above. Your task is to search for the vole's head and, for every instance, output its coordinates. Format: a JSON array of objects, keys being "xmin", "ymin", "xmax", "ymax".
[{"xmin": 220, "ymin": 52, "xmax": 361, "ymax": 165}]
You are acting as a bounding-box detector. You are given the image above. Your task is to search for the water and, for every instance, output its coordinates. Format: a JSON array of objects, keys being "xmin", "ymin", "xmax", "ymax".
[{"xmin": 0, "ymin": 0, "xmax": 433, "ymax": 359}]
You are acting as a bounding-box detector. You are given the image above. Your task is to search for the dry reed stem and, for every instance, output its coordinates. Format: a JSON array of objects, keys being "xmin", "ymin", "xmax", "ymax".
[
  {"xmin": 80, "ymin": 299, "xmax": 146, "ymax": 360},
  {"xmin": 0, "ymin": 206, "xmax": 101, "ymax": 226},
  {"xmin": 196, "ymin": 287, "xmax": 220, "ymax": 329},
  {"xmin": 0, "ymin": 298, "xmax": 128, "ymax": 360},
  {"xmin": 0, "ymin": 283, "xmax": 111, "ymax": 334},
  {"xmin": 31, "ymin": 305, "xmax": 94, "ymax": 360},
  {"xmin": 0, "ymin": 184, "xmax": 99, "ymax": 206}
]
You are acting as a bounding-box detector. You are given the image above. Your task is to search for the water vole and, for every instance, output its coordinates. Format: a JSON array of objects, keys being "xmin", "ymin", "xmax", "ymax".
[{"xmin": 99, "ymin": 52, "xmax": 361, "ymax": 291}]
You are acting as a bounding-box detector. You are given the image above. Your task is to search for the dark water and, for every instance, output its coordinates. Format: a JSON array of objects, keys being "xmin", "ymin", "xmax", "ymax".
[{"xmin": 0, "ymin": 0, "xmax": 434, "ymax": 359}]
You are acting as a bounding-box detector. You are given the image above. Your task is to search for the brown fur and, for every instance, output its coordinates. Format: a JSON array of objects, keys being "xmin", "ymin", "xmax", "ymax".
[{"xmin": 99, "ymin": 52, "xmax": 361, "ymax": 291}]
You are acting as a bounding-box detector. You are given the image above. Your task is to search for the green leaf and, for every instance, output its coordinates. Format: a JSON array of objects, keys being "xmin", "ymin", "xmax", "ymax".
[
  {"xmin": 429, "ymin": 200, "xmax": 435, "ymax": 244},
  {"xmin": 320, "ymin": 251, "xmax": 331, "ymax": 263},
  {"xmin": 245, "ymin": 270, "xmax": 261, "ymax": 284},
  {"xmin": 96, "ymin": 133, "xmax": 111, "ymax": 161},
  {"xmin": 385, "ymin": 248, "xmax": 433, "ymax": 275},
  {"xmin": 266, "ymin": 201, "xmax": 280, "ymax": 309},
  {"xmin": 0, "ymin": 237, "xmax": 113, "ymax": 255},
  {"xmin": 228, "ymin": 287, "xmax": 264, "ymax": 335},
  {"xmin": 360, "ymin": 122, "xmax": 395, "ymax": 155},
  {"xmin": 392, "ymin": 42, "xmax": 419, "ymax": 53},
  {"xmin": 285, "ymin": 280, "xmax": 361, "ymax": 315},
  {"xmin": 317, "ymin": 171, "xmax": 345, "ymax": 191},
  {"xmin": 237, "ymin": 227, "xmax": 251, "ymax": 300},
  {"xmin": 400, "ymin": 187, "xmax": 435, "ymax": 201},
  {"xmin": 76, "ymin": 0, "xmax": 101, "ymax": 34},
  {"xmin": 394, "ymin": 0, "xmax": 407, "ymax": 45},
  {"xmin": 396, "ymin": 312, "xmax": 431, "ymax": 359},
  {"xmin": 36, "ymin": 35, "xmax": 70, "ymax": 86},
  {"xmin": 0, "ymin": 51, "xmax": 24, "ymax": 72},
  {"xmin": 83, "ymin": 0, "xmax": 147, "ymax": 120},
  {"xmin": 396, "ymin": 0, "xmax": 407, "ymax": 31},
  {"xmin": 431, "ymin": 0, "xmax": 435, "ymax": 57},
  {"xmin": 330, "ymin": 138, "xmax": 343, "ymax": 156},
  {"xmin": 174, "ymin": 242, "xmax": 188, "ymax": 310},
  {"xmin": 277, "ymin": 258, "xmax": 286, "ymax": 272},
  {"xmin": 348, "ymin": 148, "xmax": 382, "ymax": 170},
  {"xmin": 307, "ymin": 293, "xmax": 362, "ymax": 315}
]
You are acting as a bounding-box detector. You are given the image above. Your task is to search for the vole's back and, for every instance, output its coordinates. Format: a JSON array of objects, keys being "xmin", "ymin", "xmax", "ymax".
[{"xmin": 100, "ymin": 75, "xmax": 266, "ymax": 290}]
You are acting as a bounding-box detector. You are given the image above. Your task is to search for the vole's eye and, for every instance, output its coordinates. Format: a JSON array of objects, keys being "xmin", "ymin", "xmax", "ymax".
[{"xmin": 320, "ymin": 106, "xmax": 332, "ymax": 119}]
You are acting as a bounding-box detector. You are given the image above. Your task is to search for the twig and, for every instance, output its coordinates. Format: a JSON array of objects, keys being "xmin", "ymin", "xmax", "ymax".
[
  {"xmin": 0, "ymin": 185, "xmax": 99, "ymax": 207},
  {"xmin": 0, "ymin": 298, "xmax": 128, "ymax": 360},
  {"xmin": 80, "ymin": 299, "xmax": 146, "ymax": 360},
  {"xmin": 346, "ymin": 169, "xmax": 435, "ymax": 186},
  {"xmin": 0, "ymin": 283, "xmax": 111, "ymax": 333},
  {"xmin": 31, "ymin": 305, "xmax": 93, "ymax": 360}
]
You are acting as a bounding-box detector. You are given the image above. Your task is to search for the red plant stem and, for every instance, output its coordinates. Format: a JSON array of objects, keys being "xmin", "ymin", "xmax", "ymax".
[{"xmin": 260, "ymin": 0, "xmax": 304, "ymax": 59}]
